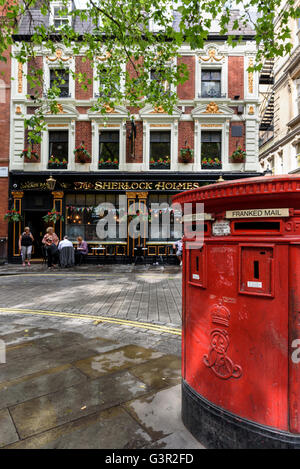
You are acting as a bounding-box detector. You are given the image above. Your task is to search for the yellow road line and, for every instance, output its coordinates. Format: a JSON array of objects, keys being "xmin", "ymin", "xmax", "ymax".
[{"xmin": 0, "ymin": 307, "xmax": 182, "ymax": 336}]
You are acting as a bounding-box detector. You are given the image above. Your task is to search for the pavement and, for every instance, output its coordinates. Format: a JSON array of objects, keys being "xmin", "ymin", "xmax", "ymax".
[{"xmin": 0, "ymin": 264, "xmax": 204, "ymax": 449}]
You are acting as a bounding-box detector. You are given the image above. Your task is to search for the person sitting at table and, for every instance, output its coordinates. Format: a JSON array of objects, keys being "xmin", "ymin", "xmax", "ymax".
[
  {"xmin": 58, "ymin": 236, "xmax": 75, "ymax": 268},
  {"xmin": 75, "ymin": 236, "xmax": 88, "ymax": 265}
]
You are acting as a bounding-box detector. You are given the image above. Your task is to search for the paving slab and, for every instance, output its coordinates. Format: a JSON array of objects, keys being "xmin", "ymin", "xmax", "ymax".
[
  {"xmin": 0, "ymin": 409, "xmax": 19, "ymax": 448},
  {"xmin": 130, "ymin": 355, "xmax": 181, "ymax": 390},
  {"xmin": 9, "ymin": 370, "xmax": 151, "ymax": 439},
  {"xmin": 74, "ymin": 344, "xmax": 164, "ymax": 378},
  {"xmin": 5, "ymin": 406, "xmax": 152, "ymax": 449}
]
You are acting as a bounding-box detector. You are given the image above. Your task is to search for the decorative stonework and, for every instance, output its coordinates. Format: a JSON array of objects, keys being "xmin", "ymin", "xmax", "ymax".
[
  {"xmin": 248, "ymin": 58, "xmax": 254, "ymax": 94},
  {"xmin": 248, "ymin": 105, "xmax": 254, "ymax": 115},
  {"xmin": 153, "ymin": 106, "xmax": 166, "ymax": 113},
  {"xmin": 201, "ymin": 124, "xmax": 222, "ymax": 128},
  {"xmin": 18, "ymin": 62, "xmax": 23, "ymax": 93},
  {"xmin": 203, "ymin": 102, "xmax": 221, "ymax": 114},
  {"xmin": 97, "ymin": 51, "xmax": 112, "ymax": 62},
  {"xmin": 103, "ymin": 104, "xmax": 115, "ymax": 113},
  {"xmin": 46, "ymin": 49, "xmax": 71, "ymax": 62},
  {"xmin": 15, "ymin": 105, "xmax": 22, "ymax": 115},
  {"xmin": 199, "ymin": 48, "xmax": 224, "ymax": 63}
]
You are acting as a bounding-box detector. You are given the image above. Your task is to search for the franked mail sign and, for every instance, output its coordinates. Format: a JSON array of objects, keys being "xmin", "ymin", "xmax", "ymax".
[{"xmin": 226, "ymin": 208, "xmax": 290, "ymax": 219}]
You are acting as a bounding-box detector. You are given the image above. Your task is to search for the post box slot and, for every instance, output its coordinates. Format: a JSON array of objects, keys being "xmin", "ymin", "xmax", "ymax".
[
  {"xmin": 239, "ymin": 245, "xmax": 274, "ymax": 296},
  {"xmin": 254, "ymin": 260, "xmax": 259, "ymax": 279},
  {"xmin": 234, "ymin": 221, "xmax": 281, "ymax": 232},
  {"xmin": 189, "ymin": 246, "xmax": 207, "ymax": 288}
]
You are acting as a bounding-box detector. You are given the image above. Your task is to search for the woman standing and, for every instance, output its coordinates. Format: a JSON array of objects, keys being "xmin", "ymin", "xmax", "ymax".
[
  {"xmin": 19, "ymin": 227, "xmax": 34, "ymax": 266},
  {"xmin": 42, "ymin": 226, "xmax": 59, "ymax": 268}
]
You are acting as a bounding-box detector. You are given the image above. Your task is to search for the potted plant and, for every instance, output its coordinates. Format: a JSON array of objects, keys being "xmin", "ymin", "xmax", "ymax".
[
  {"xmin": 202, "ymin": 157, "xmax": 222, "ymax": 169},
  {"xmin": 42, "ymin": 209, "xmax": 64, "ymax": 224},
  {"xmin": 150, "ymin": 157, "xmax": 170, "ymax": 169},
  {"xmin": 180, "ymin": 142, "xmax": 194, "ymax": 163},
  {"xmin": 20, "ymin": 148, "xmax": 39, "ymax": 162},
  {"xmin": 74, "ymin": 144, "xmax": 91, "ymax": 164},
  {"xmin": 48, "ymin": 156, "xmax": 68, "ymax": 169},
  {"xmin": 4, "ymin": 209, "xmax": 22, "ymax": 223},
  {"xmin": 231, "ymin": 146, "xmax": 246, "ymax": 163},
  {"xmin": 98, "ymin": 158, "xmax": 119, "ymax": 169}
]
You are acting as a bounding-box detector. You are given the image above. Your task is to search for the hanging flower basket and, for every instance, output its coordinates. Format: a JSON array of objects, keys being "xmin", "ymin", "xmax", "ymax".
[
  {"xmin": 98, "ymin": 158, "xmax": 119, "ymax": 169},
  {"xmin": 201, "ymin": 157, "xmax": 222, "ymax": 169},
  {"xmin": 42, "ymin": 209, "xmax": 64, "ymax": 224},
  {"xmin": 4, "ymin": 209, "xmax": 22, "ymax": 223},
  {"xmin": 48, "ymin": 157, "xmax": 68, "ymax": 169},
  {"xmin": 231, "ymin": 147, "xmax": 246, "ymax": 163},
  {"xmin": 180, "ymin": 147, "xmax": 194, "ymax": 163},
  {"xmin": 20, "ymin": 149, "xmax": 39, "ymax": 163},
  {"xmin": 74, "ymin": 146, "xmax": 91, "ymax": 164}
]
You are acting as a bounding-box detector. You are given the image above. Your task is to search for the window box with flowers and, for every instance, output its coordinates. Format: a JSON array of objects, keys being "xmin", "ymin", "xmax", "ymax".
[
  {"xmin": 4, "ymin": 209, "xmax": 22, "ymax": 223},
  {"xmin": 180, "ymin": 144, "xmax": 194, "ymax": 163},
  {"xmin": 74, "ymin": 145, "xmax": 91, "ymax": 164},
  {"xmin": 42, "ymin": 209, "xmax": 64, "ymax": 224},
  {"xmin": 150, "ymin": 157, "xmax": 170, "ymax": 170},
  {"xmin": 98, "ymin": 158, "xmax": 119, "ymax": 169},
  {"xmin": 201, "ymin": 157, "xmax": 222, "ymax": 169},
  {"xmin": 20, "ymin": 149, "xmax": 39, "ymax": 163},
  {"xmin": 230, "ymin": 147, "xmax": 246, "ymax": 163},
  {"xmin": 48, "ymin": 156, "xmax": 68, "ymax": 169}
]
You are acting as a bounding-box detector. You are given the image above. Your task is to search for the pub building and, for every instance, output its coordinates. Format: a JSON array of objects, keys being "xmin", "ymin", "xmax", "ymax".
[{"xmin": 8, "ymin": 8, "xmax": 261, "ymax": 263}]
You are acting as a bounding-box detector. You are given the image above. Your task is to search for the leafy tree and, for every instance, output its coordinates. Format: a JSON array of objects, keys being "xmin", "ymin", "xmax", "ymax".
[{"xmin": 0, "ymin": 0, "xmax": 299, "ymax": 142}]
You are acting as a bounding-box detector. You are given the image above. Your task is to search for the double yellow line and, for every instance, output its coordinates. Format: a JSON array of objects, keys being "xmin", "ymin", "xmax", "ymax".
[{"xmin": 0, "ymin": 307, "xmax": 182, "ymax": 336}]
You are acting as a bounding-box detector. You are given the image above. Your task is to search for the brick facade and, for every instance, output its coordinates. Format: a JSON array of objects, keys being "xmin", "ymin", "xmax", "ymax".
[
  {"xmin": 0, "ymin": 48, "xmax": 10, "ymax": 253},
  {"xmin": 177, "ymin": 56, "xmax": 195, "ymax": 100},
  {"xmin": 229, "ymin": 122, "xmax": 245, "ymax": 160},
  {"xmin": 178, "ymin": 121, "xmax": 194, "ymax": 163},
  {"xmin": 228, "ymin": 56, "xmax": 244, "ymax": 100},
  {"xmin": 75, "ymin": 57, "xmax": 93, "ymax": 100},
  {"xmin": 126, "ymin": 121, "xmax": 143, "ymax": 163},
  {"xmin": 27, "ymin": 56, "xmax": 43, "ymax": 98},
  {"xmin": 75, "ymin": 121, "xmax": 92, "ymax": 158}
]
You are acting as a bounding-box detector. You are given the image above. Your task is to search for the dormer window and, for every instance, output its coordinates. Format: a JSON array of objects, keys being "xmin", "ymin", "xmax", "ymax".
[{"xmin": 50, "ymin": 2, "xmax": 71, "ymax": 30}]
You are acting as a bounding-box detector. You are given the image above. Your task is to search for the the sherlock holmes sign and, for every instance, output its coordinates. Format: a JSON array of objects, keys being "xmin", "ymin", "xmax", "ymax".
[{"xmin": 19, "ymin": 180, "xmax": 202, "ymax": 191}]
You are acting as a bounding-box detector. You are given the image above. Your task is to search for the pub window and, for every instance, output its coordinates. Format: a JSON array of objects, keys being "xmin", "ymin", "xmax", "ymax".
[
  {"xmin": 48, "ymin": 130, "xmax": 68, "ymax": 169},
  {"xmin": 50, "ymin": 68, "xmax": 70, "ymax": 98},
  {"xmin": 201, "ymin": 131, "xmax": 222, "ymax": 169},
  {"xmin": 99, "ymin": 131, "xmax": 119, "ymax": 169},
  {"xmin": 201, "ymin": 69, "xmax": 221, "ymax": 98},
  {"xmin": 149, "ymin": 131, "xmax": 171, "ymax": 170},
  {"xmin": 65, "ymin": 193, "xmax": 126, "ymax": 242}
]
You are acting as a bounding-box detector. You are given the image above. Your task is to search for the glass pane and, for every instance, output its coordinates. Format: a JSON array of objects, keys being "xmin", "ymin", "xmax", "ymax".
[
  {"xmin": 150, "ymin": 142, "xmax": 171, "ymax": 161},
  {"xmin": 49, "ymin": 131, "xmax": 68, "ymax": 161},
  {"xmin": 150, "ymin": 131, "xmax": 170, "ymax": 143}
]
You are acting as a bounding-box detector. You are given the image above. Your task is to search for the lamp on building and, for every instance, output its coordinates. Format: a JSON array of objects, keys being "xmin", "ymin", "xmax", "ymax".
[
  {"xmin": 217, "ymin": 174, "xmax": 225, "ymax": 183},
  {"xmin": 46, "ymin": 174, "xmax": 57, "ymax": 190},
  {"xmin": 264, "ymin": 166, "xmax": 273, "ymax": 176}
]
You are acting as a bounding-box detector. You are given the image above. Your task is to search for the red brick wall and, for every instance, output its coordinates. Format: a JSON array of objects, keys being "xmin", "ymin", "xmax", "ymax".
[
  {"xmin": 24, "ymin": 129, "xmax": 41, "ymax": 162},
  {"xmin": 75, "ymin": 57, "xmax": 93, "ymax": 100},
  {"xmin": 126, "ymin": 121, "xmax": 143, "ymax": 163},
  {"xmin": 177, "ymin": 56, "xmax": 195, "ymax": 100},
  {"xmin": 27, "ymin": 56, "xmax": 43, "ymax": 98},
  {"xmin": 228, "ymin": 56, "xmax": 244, "ymax": 100},
  {"xmin": 178, "ymin": 121, "xmax": 194, "ymax": 163},
  {"xmin": 75, "ymin": 121, "xmax": 92, "ymax": 157},
  {"xmin": 0, "ymin": 48, "xmax": 10, "ymax": 242},
  {"xmin": 229, "ymin": 122, "xmax": 245, "ymax": 160}
]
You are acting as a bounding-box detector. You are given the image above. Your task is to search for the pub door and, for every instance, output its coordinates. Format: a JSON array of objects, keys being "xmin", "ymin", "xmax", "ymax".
[
  {"xmin": 126, "ymin": 192, "xmax": 148, "ymax": 262},
  {"xmin": 24, "ymin": 210, "xmax": 48, "ymax": 258}
]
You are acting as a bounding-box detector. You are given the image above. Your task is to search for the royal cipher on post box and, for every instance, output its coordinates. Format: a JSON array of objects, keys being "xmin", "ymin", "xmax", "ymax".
[{"xmin": 173, "ymin": 175, "xmax": 300, "ymax": 449}]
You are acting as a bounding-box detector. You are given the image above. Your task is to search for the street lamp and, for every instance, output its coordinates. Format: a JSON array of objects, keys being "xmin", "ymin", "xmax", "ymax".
[
  {"xmin": 217, "ymin": 174, "xmax": 225, "ymax": 183},
  {"xmin": 46, "ymin": 174, "xmax": 56, "ymax": 190}
]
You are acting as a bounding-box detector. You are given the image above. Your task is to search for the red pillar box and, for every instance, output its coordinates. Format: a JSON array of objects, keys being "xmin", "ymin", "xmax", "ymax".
[{"xmin": 173, "ymin": 175, "xmax": 300, "ymax": 449}]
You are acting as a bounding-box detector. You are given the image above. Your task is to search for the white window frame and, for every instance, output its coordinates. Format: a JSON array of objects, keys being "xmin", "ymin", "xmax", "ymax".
[{"xmin": 49, "ymin": 2, "xmax": 72, "ymax": 29}]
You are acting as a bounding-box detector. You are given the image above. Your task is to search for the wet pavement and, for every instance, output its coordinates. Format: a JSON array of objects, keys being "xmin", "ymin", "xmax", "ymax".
[{"xmin": 0, "ymin": 267, "xmax": 204, "ymax": 449}]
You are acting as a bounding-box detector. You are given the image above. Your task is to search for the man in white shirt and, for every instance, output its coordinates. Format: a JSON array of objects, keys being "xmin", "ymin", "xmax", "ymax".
[
  {"xmin": 58, "ymin": 236, "xmax": 75, "ymax": 267},
  {"xmin": 58, "ymin": 236, "xmax": 74, "ymax": 250}
]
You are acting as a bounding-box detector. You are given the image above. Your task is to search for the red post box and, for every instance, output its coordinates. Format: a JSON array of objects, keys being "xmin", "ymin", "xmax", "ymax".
[{"xmin": 173, "ymin": 175, "xmax": 300, "ymax": 448}]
